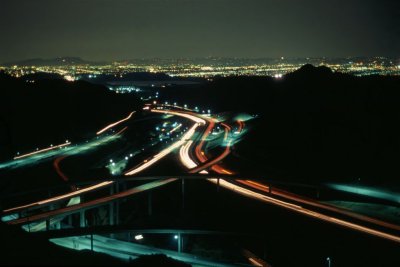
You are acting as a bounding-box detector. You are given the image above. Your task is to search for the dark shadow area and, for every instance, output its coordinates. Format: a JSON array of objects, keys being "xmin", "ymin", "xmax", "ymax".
[
  {"xmin": 164, "ymin": 65, "xmax": 400, "ymax": 185},
  {"xmin": 0, "ymin": 71, "xmax": 143, "ymax": 160}
]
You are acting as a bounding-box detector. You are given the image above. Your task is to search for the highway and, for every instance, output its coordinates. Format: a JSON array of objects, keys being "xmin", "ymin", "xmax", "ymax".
[
  {"xmin": 0, "ymin": 131, "xmax": 122, "ymax": 170},
  {"xmin": 2, "ymin": 105, "xmax": 400, "ymax": 266},
  {"xmin": 4, "ymin": 107, "xmax": 400, "ymax": 240},
  {"xmin": 235, "ymin": 180, "xmax": 400, "ymax": 232},
  {"xmin": 4, "ymin": 108, "xmax": 203, "ymax": 226},
  {"xmin": 208, "ymin": 179, "xmax": 400, "ymax": 243},
  {"xmin": 166, "ymin": 107, "xmax": 400, "ymax": 244},
  {"xmin": 13, "ymin": 142, "xmax": 71, "ymax": 160},
  {"xmin": 120, "ymin": 107, "xmax": 400, "ymax": 244},
  {"xmin": 3, "ymin": 181, "xmax": 113, "ymax": 215},
  {"xmin": 50, "ymin": 234, "xmax": 238, "ymax": 267},
  {"xmin": 96, "ymin": 111, "xmax": 135, "ymax": 135},
  {"xmin": 8, "ymin": 178, "xmax": 177, "ymax": 225},
  {"xmin": 3, "ymin": 110, "xmax": 184, "ymax": 216}
]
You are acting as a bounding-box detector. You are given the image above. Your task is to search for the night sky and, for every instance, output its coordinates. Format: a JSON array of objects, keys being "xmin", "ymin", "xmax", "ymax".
[{"xmin": 1, "ymin": 0, "xmax": 399, "ymax": 62}]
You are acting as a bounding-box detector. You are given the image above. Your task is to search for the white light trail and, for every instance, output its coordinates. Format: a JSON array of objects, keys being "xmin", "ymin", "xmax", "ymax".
[
  {"xmin": 3, "ymin": 182, "xmax": 113, "ymax": 214},
  {"xmin": 209, "ymin": 179, "xmax": 400, "ymax": 243},
  {"xmin": 179, "ymin": 141, "xmax": 198, "ymax": 169},
  {"xmin": 125, "ymin": 123, "xmax": 200, "ymax": 176},
  {"xmin": 151, "ymin": 109, "xmax": 206, "ymax": 125},
  {"xmin": 96, "ymin": 111, "xmax": 135, "ymax": 135},
  {"xmin": 13, "ymin": 142, "xmax": 71, "ymax": 160}
]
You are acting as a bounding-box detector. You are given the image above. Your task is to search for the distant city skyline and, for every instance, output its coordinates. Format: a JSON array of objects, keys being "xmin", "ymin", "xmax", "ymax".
[
  {"xmin": 1, "ymin": 0, "xmax": 399, "ymax": 62},
  {"xmin": 4, "ymin": 55, "xmax": 399, "ymax": 79}
]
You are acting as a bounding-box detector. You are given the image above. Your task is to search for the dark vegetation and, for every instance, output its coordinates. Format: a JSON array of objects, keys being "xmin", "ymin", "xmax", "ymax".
[
  {"xmin": 165, "ymin": 65, "xmax": 400, "ymax": 184},
  {"xmin": 0, "ymin": 71, "xmax": 142, "ymax": 160}
]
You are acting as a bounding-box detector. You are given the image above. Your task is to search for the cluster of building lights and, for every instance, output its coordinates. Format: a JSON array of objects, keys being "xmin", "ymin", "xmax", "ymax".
[{"xmin": 1, "ymin": 57, "xmax": 399, "ymax": 80}]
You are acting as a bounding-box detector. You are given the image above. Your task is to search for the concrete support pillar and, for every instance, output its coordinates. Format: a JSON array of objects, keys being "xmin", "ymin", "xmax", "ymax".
[
  {"xmin": 90, "ymin": 234, "xmax": 94, "ymax": 251},
  {"xmin": 109, "ymin": 204, "xmax": 114, "ymax": 226},
  {"xmin": 181, "ymin": 179, "xmax": 185, "ymax": 212},
  {"xmin": 216, "ymin": 178, "xmax": 221, "ymax": 211},
  {"xmin": 55, "ymin": 220, "xmax": 61, "ymax": 229},
  {"xmin": 109, "ymin": 185, "xmax": 116, "ymax": 238},
  {"xmin": 115, "ymin": 182, "xmax": 120, "ymax": 225},
  {"xmin": 27, "ymin": 218, "xmax": 31, "ymax": 233},
  {"xmin": 109, "ymin": 185, "xmax": 115, "ymax": 226},
  {"xmin": 68, "ymin": 214, "xmax": 72, "ymax": 226},
  {"xmin": 178, "ymin": 233, "xmax": 182, "ymax": 253},
  {"xmin": 148, "ymin": 192, "xmax": 153, "ymax": 216},
  {"xmin": 121, "ymin": 181, "xmax": 127, "ymax": 202},
  {"xmin": 80, "ymin": 210, "xmax": 85, "ymax": 228}
]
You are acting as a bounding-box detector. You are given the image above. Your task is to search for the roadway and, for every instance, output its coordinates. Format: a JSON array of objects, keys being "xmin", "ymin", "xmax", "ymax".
[
  {"xmin": 12, "ymin": 106, "xmax": 397, "ymax": 243},
  {"xmin": 50, "ymin": 233, "xmax": 239, "ymax": 267},
  {"xmin": 2, "ymin": 105, "xmax": 400, "ymax": 266},
  {"xmin": 165, "ymin": 107, "xmax": 400, "ymax": 244}
]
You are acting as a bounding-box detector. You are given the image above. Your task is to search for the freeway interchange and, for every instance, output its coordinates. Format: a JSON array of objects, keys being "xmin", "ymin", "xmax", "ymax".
[{"xmin": 1, "ymin": 104, "xmax": 400, "ymax": 266}]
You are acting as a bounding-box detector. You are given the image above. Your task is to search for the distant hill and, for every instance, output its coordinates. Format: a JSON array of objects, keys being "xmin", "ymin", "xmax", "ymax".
[
  {"xmin": 79, "ymin": 72, "xmax": 174, "ymax": 83},
  {"xmin": 1, "ymin": 57, "xmax": 103, "ymax": 66},
  {"xmin": 0, "ymin": 71, "xmax": 142, "ymax": 160},
  {"xmin": 164, "ymin": 65, "xmax": 400, "ymax": 184},
  {"xmin": 22, "ymin": 72, "xmax": 64, "ymax": 80}
]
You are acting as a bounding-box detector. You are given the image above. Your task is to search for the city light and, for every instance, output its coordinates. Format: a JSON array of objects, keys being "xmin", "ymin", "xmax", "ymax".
[{"xmin": 4, "ymin": 57, "xmax": 399, "ymax": 79}]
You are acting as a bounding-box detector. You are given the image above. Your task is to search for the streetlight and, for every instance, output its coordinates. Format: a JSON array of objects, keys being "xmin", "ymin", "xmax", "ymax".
[
  {"xmin": 326, "ymin": 257, "xmax": 331, "ymax": 267},
  {"xmin": 174, "ymin": 234, "xmax": 182, "ymax": 253}
]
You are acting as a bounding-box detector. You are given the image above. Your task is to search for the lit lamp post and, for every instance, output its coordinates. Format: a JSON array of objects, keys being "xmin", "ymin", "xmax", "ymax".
[
  {"xmin": 174, "ymin": 234, "xmax": 182, "ymax": 253},
  {"xmin": 326, "ymin": 257, "xmax": 331, "ymax": 267}
]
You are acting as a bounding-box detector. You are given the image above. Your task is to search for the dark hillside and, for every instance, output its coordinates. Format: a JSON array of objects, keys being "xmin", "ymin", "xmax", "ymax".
[
  {"xmin": 166, "ymin": 65, "xmax": 400, "ymax": 183},
  {"xmin": 0, "ymin": 72, "xmax": 142, "ymax": 160}
]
